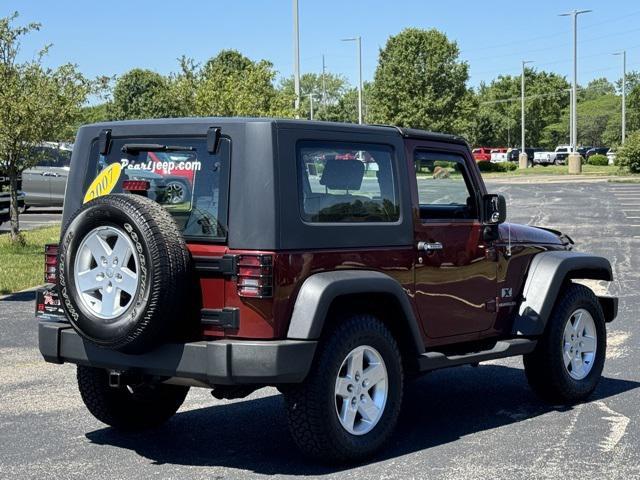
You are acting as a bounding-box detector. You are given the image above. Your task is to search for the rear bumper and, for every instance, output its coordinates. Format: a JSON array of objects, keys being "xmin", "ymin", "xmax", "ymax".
[{"xmin": 39, "ymin": 321, "xmax": 317, "ymax": 386}]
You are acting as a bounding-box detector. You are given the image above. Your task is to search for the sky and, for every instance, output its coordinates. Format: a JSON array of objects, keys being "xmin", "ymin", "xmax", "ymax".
[{"xmin": 4, "ymin": 0, "xmax": 640, "ymax": 95}]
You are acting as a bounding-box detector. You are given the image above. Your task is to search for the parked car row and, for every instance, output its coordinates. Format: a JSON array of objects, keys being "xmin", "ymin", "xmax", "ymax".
[{"xmin": 474, "ymin": 144, "xmax": 616, "ymax": 166}]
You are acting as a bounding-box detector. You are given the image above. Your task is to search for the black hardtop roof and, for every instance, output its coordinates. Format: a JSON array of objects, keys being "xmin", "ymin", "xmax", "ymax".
[{"xmin": 83, "ymin": 117, "xmax": 468, "ymax": 146}]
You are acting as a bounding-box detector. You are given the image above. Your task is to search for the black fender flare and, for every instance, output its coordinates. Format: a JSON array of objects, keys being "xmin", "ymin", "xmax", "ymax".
[
  {"xmin": 513, "ymin": 251, "xmax": 615, "ymax": 335},
  {"xmin": 286, "ymin": 270, "xmax": 425, "ymax": 354}
]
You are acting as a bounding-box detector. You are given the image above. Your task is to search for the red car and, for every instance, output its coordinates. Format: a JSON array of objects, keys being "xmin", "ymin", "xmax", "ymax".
[{"xmin": 472, "ymin": 147, "xmax": 492, "ymax": 162}]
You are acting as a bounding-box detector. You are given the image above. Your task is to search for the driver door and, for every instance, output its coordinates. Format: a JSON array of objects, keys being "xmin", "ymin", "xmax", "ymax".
[{"xmin": 412, "ymin": 147, "xmax": 498, "ymax": 339}]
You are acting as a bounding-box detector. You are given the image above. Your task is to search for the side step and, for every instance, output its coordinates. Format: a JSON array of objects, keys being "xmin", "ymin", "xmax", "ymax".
[{"xmin": 418, "ymin": 338, "xmax": 537, "ymax": 372}]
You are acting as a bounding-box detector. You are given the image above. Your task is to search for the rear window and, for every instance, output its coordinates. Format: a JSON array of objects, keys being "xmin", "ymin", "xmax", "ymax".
[
  {"xmin": 91, "ymin": 136, "xmax": 230, "ymax": 242},
  {"xmin": 297, "ymin": 140, "xmax": 400, "ymax": 223}
]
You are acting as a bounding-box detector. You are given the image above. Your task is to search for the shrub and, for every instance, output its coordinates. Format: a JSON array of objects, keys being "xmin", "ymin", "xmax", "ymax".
[
  {"xmin": 477, "ymin": 161, "xmax": 517, "ymax": 173},
  {"xmin": 587, "ymin": 154, "xmax": 609, "ymax": 166},
  {"xmin": 616, "ymin": 132, "xmax": 640, "ymax": 173}
]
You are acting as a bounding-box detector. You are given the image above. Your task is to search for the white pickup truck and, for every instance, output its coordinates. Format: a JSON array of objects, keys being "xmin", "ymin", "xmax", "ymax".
[
  {"xmin": 489, "ymin": 148, "xmax": 509, "ymax": 163},
  {"xmin": 533, "ymin": 145, "xmax": 575, "ymax": 166}
]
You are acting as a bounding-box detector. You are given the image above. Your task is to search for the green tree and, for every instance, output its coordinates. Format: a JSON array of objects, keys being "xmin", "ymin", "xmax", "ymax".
[
  {"xmin": 580, "ymin": 78, "xmax": 615, "ymax": 101},
  {"xmin": 475, "ymin": 69, "xmax": 570, "ymax": 148},
  {"xmin": 110, "ymin": 68, "xmax": 175, "ymax": 120},
  {"xmin": 616, "ymin": 130, "xmax": 640, "ymax": 173},
  {"xmin": 628, "ymin": 85, "xmax": 640, "ymax": 134},
  {"xmin": 0, "ymin": 13, "xmax": 91, "ymax": 243},
  {"xmin": 194, "ymin": 50, "xmax": 293, "ymax": 117},
  {"xmin": 280, "ymin": 72, "xmax": 349, "ymax": 120},
  {"xmin": 369, "ymin": 28, "xmax": 469, "ymax": 132},
  {"xmin": 616, "ymin": 70, "xmax": 640, "ymax": 94}
]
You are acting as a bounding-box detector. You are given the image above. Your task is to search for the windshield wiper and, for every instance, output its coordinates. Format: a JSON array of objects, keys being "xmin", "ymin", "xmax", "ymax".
[{"xmin": 121, "ymin": 143, "xmax": 195, "ymax": 154}]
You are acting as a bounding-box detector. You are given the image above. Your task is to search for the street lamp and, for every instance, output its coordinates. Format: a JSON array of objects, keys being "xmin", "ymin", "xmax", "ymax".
[
  {"xmin": 308, "ymin": 93, "xmax": 320, "ymax": 120},
  {"xmin": 613, "ymin": 51, "xmax": 627, "ymax": 144},
  {"xmin": 342, "ymin": 36, "xmax": 363, "ymax": 124},
  {"xmin": 292, "ymin": 0, "xmax": 301, "ymax": 116},
  {"xmin": 518, "ymin": 60, "xmax": 533, "ymax": 168},
  {"xmin": 559, "ymin": 9, "xmax": 592, "ymax": 153}
]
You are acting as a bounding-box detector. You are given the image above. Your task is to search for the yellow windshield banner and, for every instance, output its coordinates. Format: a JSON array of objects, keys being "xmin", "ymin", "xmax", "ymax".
[{"xmin": 83, "ymin": 163, "xmax": 122, "ymax": 204}]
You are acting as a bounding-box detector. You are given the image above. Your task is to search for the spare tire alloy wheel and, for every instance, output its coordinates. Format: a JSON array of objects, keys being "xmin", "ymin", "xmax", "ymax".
[
  {"xmin": 335, "ymin": 345, "xmax": 388, "ymax": 435},
  {"xmin": 74, "ymin": 225, "xmax": 140, "ymax": 320},
  {"xmin": 58, "ymin": 194, "xmax": 192, "ymax": 354}
]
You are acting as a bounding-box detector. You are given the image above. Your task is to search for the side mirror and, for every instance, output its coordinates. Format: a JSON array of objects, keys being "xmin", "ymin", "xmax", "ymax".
[{"xmin": 482, "ymin": 194, "xmax": 507, "ymax": 225}]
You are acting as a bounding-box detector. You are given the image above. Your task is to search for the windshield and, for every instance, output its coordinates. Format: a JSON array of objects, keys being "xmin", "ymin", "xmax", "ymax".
[{"xmin": 92, "ymin": 136, "xmax": 230, "ymax": 242}]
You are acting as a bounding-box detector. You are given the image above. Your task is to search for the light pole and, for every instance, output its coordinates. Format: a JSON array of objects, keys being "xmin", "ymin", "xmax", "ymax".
[
  {"xmin": 613, "ymin": 50, "xmax": 627, "ymax": 144},
  {"xmin": 293, "ymin": 0, "xmax": 301, "ymax": 116},
  {"xmin": 560, "ymin": 9, "xmax": 591, "ymax": 153},
  {"xmin": 560, "ymin": 9, "xmax": 591, "ymax": 174},
  {"xmin": 342, "ymin": 36, "xmax": 363, "ymax": 124},
  {"xmin": 308, "ymin": 93, "xmax": 319, "ymax": 120},
  {"xmin": 519, "ymin": 60, "xmax": 534, "ymax": 169},
  {"xmin": 322, "ymin": 54, "xmax": 327, "ymax": 107}
]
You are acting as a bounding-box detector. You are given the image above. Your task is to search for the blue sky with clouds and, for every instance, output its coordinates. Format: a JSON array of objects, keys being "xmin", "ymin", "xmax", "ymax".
[{"xmin": 4, "ymin": 0, "xmax": 640, "ymax": 91}]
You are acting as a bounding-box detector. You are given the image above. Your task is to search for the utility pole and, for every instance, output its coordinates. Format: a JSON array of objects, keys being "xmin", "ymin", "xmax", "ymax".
[
  {"xmin": 322, "ymin": 54, "xmax": 327, "ymax": 107},
  {"xmin": 560, "ymin": 9, "xmax": 591, "ymax": 174},
  {"xmin": 518, "ymin": 60, "xmax": 533, "ymax": 169},
  {"xmin": 342, "ymin": 36, "xmax": 363, "ymax": 124},
  {"xmin": 293, "ymin": 0, "xmax": 301, "ymax": 116},
  {"xmin": 613, "ymin": 50, "xmax": 627, "ymax": 143}
]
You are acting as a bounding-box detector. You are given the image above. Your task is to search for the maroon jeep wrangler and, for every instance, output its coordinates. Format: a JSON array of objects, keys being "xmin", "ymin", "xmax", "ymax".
[{"xmin": 37, "ymin": 118, "xmax": 617, "ymax": 462}]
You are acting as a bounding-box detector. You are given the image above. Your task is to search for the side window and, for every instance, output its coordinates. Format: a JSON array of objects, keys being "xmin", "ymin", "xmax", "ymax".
[
  {"xmin": 298, "ymin": 141, "xmax": 400, "ymax": 223},
  {"xmin": 414, "ymin": 150, "xmax": 478, "ymax": 221}
]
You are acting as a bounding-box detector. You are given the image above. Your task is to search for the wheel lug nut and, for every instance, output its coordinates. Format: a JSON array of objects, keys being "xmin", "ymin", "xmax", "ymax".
[
  {"xmin": 351, "ymin": 398, "xmax": 357, "ymax": 407},
  {"xmin": 100, "ymin": 256, "xmax": 107, "ymax": 266},
  {"xmin": 360, "ymin": 394, "xmax": 365, "ymax": 402},
  {"xmin": 363, "ymin": 380, "xmax": 369, "ymax": 388},
  {"xmin": 347, "ymin": 384, "xmax": 354, "ymax": 393},
  {"xmin": 355, "ymin": 373, "xmax": 360, "ymax": 381}
]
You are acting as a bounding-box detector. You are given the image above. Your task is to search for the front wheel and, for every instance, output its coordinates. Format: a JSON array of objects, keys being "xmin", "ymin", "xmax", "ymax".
[
  {"xmin": 77, "ymin": 365, "xmax": 189, "ymax": 430},
  {"xmin": 524, "ymin": 284, "xmax": 606, "ymax": 404},
  {"xmin": 283, "ymin": 314, "xmax": 403, "ymax": 462}
]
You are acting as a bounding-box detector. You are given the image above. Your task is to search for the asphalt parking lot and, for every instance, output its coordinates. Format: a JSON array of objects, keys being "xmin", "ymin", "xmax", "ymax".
[
  {"xmin": 0, "ymin": 179, "xmax": 638, "ymax": 479},
  {"xmin": 0, "ymin": 207, "xmax": 62, "ymax": 233}
]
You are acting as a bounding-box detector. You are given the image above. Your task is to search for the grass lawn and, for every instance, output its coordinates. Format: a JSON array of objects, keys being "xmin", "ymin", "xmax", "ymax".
[
  {"xmin": 481, "ymin": 164, "xmax": 624, "ymax": 177},
  {"xmin": 0, "ymin": 225, "xmax": 60, "ymax": 295}
]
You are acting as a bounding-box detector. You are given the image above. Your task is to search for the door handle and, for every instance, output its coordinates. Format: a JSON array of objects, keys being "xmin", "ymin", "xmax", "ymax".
[
  {"xmin": 42, "ymin": 172, "xmax": 59, "ymax": 177},
  {"xmin": 418, "ymin": 241, "xmax": 443, "ymax": 252}
]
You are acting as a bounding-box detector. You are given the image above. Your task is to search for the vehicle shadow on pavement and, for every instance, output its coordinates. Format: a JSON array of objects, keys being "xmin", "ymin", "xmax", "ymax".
[
  {"xmin": 0, "ymin": 291, "xmax": 36, "ymax": 302},
  {"xmin": 85, "ymin": 364, "xmax": 639, "ymax": 475}
]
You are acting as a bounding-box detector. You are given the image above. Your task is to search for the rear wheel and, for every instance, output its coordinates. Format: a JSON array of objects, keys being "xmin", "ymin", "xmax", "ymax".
[
  {"xmin": 283, "ymin": 314, "xmax": 403, "ymax": 462},
  {"xmin": 77, "ymin": 365, "xmax": 189, "ymax": 430},
  {"xmin": 524, "ymin": 284, "xmax": 606, "ymax": 404}
]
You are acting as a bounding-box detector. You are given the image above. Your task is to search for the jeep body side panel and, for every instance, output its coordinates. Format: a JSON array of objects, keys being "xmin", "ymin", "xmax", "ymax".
[
  {"xmin": 513, "ymin": 251, "xmax": 614, "ymax": 335},
  {"xmin": 286, "ymin": 270, "xmax": 424, "ymax": 353}
]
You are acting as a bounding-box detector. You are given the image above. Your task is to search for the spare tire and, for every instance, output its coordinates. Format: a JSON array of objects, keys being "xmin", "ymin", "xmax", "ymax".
[{"xmin": 58, "ymin": 194, "xmax": 194, "ymax": 354}]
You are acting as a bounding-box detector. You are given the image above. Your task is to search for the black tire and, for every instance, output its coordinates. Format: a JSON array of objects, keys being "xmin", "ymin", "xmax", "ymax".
[
  {"xmin": 524, "ymin": 283, "xmax": 606, "ymax": 404},
  {"xmin": 283, "ymin": 314, "xmax": 403, "ymax": 463},
  {"xmin": 77, "ymin": 365, "xmax": 189, "ymax": 430},
  {"xmin": 58, "ymin": 194, "xmax": 195, "ymax": 354}
]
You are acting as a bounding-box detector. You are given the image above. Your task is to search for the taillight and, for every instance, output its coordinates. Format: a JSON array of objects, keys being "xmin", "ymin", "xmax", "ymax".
[
  {"xmin": 236, "ymin": 254, "xmax": 273, "ymax": 298},
  {"xmin": 122, "ymin": 180, "xmax": 150, "ymax": 191},
  {"xmin": 44, "ymin": 243, "xmax": 59, "ymax": 283}
]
